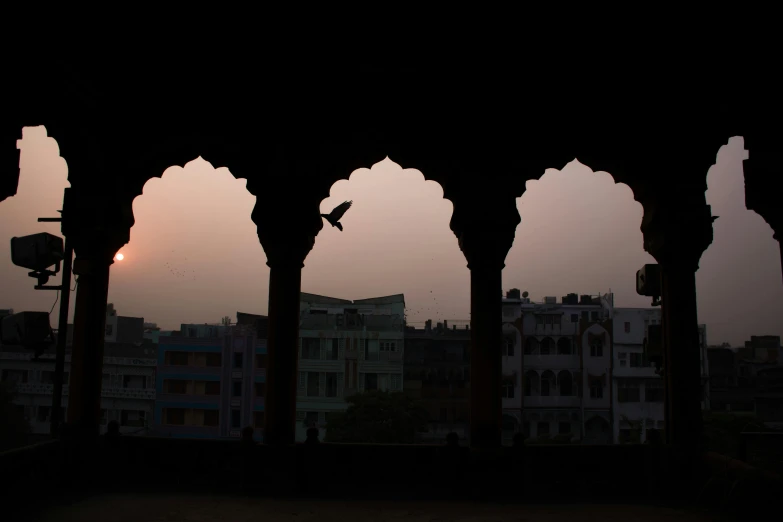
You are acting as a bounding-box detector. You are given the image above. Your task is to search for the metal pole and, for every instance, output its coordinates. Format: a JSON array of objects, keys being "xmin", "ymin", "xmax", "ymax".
[{"xmin": 50, "ymin": 238, "xmax": 73, "ymax": 436}]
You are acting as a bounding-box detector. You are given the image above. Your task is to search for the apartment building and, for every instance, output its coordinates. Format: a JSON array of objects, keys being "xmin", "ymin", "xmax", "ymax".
[
  {"xmin": 297, "ymin": 293, "xmax": 405, "ymax": 442},
  {"xmin": 403, "ymin": 319, "xmax": 471, "ymax": 443},
  {"xmin": 154, "ymin": 320, "xmax": 266, "ymax": 439},
  {"xmin": 0, "ymin": 340, "xmax": 157, "ymax": 436},
  {"xmin": 503, "ymin": 290, "xmax": 615, "ymax": 443}
]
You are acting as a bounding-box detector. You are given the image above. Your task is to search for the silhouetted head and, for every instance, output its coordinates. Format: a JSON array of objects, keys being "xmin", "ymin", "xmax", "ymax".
[
  {"xmin": 241, "ymin": 426, "xmax": 255, "ymax": 443},
  {"xmin": 305, "ymin": 427, "xmax": 320, "ymax": 444},
  {"xmin": 106, "ymin": 420, "xmax": 120, "ymax": 436},
  {"xmin": 648, "ymin": 428, "xmax": 661, "ymax": 445},
  {"xmin": 446, "ymin": 432, "xmax": 459, "ymax": 447},
  {"xmin": 513, "ymin": 432, "xmax": 527, "ymax": 448}
]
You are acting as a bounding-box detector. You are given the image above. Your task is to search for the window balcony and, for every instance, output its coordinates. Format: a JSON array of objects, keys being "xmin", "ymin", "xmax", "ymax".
[{"xmin": 524, "ymin": 395, "xmax": 581, "ymax": 408}]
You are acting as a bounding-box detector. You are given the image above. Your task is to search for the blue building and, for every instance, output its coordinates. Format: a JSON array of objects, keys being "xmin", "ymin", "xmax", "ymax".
[{"xmin": 154, "ymin": 320, "xmax": 266, "ymax": 439}]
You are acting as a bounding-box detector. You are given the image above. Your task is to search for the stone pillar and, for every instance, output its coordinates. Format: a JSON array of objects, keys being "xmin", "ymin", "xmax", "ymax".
[
  {"xmin": 641, "ymin": 191, "xmax": 714, "ymax": 485},
  {"xmin": 451, "ymin": 192, "xmax": 519, "ymax": 448},
  {"xmin": 262, "ymin": 239, "xmax": 313, "ymax": 445},
  {"xmin": 62, "ymin": 188, "xmax": 130, "ymax": 439}
]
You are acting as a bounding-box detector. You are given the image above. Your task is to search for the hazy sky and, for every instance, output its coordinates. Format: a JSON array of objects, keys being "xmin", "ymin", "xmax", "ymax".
[{"xmin": 1, "ymin": 127, "xmax": 780, "ymax": 346}]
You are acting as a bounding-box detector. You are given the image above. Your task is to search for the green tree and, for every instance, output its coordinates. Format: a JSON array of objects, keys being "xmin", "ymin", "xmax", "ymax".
[
  {"xmin": 0, "ymin": 381, "xmax": 30, "ymax": 451},
  {"xmin": 325, "ymin": 390, "xmax": 429, "ymax": 444}
]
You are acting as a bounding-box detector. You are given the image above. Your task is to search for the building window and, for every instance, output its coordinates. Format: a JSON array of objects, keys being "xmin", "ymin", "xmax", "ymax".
[
  {"xmin": 391, "ymin": 373, "xmax": 401, "ymax": 391},
  {"xmin": 304, "ymin": 411, "xmax": 318, "ymax": 428},
  {"xmin": 206, "ymin": 353, "xmax": 222, "ymax": 367},
  {"xmin": 591, "ymin": 311, "xmax": 599, "ymax": 322},
  {"xmin": 105, "ymin": 324, "xmax": 113, "ymax": 337},
  {"xmin": 365, "ymin": 339, "xmax": 379, "ymax": 361},
  {"xmin": 255, "ymin": 382, "xmax": 265, "ymax": 397},
  {"xmin": 590, "ymin": 378, "xmax": 604, "ymax": 399},
  {"xmin": 231, "ymin": 409, "xmax": 241, "ymax": 429},
  {"xmin": 302, "ymin": 338, "xmax": 320, "ymax": 360},
  {"xmin": 364, "ymin": 373, "xmax": 378, "ymax": 391},
  {"xmin": 205, "ymin": 381, "xmax": 221, "ymax": 395},
  {"xmin": 630, "ymin": 353, "xmax": 649, "ymax": 368},
  {"xmin": 590, "ymin": 339, "xmax": 603, "ymax": 357},
  {"xmin": 307, "ymin": 372, "xmax": 320, "ymax": 397},
  {"xmin": 121, "ymin": 410, "xmax": 146, "ymax": 427},
  {"xmin": 37, "ymin": 406, "xmax": 51, "ymax": 423},
  {"xmin": 558, "ymin": 422, "xmax": 570, "ymax": 435},
  {"xmin": 232, "ymin": 380, "xmax": 243, "ymax": 397},
  {"xmin": 581, "ymin": 311, "xmax": 589, "ymax": 322},
  {"xmin": 166, "ymin": 379, "xmax": 188, "ymax": 394},
  {"xmin": 504, "ymin": 337, "xmax": 515, "ymax": 356},
  {"xmin": 166, "ymin": 351, "xmax": 189, "ymax": 366},
  {"xmin": 541, "ymin": 372, "xmax": 555, "ymax": 396},
  {"xmin": 203, "ymin": 409, "xmax": 219, "ymax": 427},
  {"xmin": 571, "ymin": 314, "xmax": 579, "ymax": 323},
  {"xmin": 536, "ymin": 315, "xmax": 544, "ymax": 326},
  {"xmin": 557, "ymin": 338, "xmax": 572, "ymax": 355},
  {"xmin": 326, "ymin": 338, "xmax": 339, "ymax": 360},
  {"xmin": 502, "ymin": 380, "xmax": 515, "ymax": 399},
  {"xmin": 540, "ymin": 337, "xmax": 554, "ymax": 355},
  {"xmin": 618, "ymin": 352, "xmax": 627, "ymax": 367},
  {"xmin": 254, "ymin": 411, "xmax": 265, "ymax": 428},
  {"xmin": 624, "ymin": 321, "xmax": 631, "ymax": 333},
  {"xmin": 255, "ymin": 354, "xmax": 267, "ymax": 368},
  {"xmin": 524, "ymin": 338, "xmax": 539, "ymax": 355},
  {"xmin": 645, "ymin": 381, "xmax": 664, "ymax": 402},
  {"xmin": 165, "ymin": 408, "xmax": 185, "ymax": 425},
  {"xmin": 234, "ymin": 353, "xmax": 244, "ymax": 369},
  {"xmin": 537, "ymin": 422, "xmax": 550, "ymax": 436},
  {"xmin": 325, "ymin": 373, "xmax": 338, "ymax": 397},
  {"xmin": 380, "ymin": 341, "xmax": 397, "ymax": 352},
  {"xmin": 618, "ymin": 380, "xmax": 641, "ymax": 402}
]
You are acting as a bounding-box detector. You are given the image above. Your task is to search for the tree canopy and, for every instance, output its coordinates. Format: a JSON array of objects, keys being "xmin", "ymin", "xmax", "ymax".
[{"xmin": 324, "ymin": 390, "xmax": 429, "ymax": 444}]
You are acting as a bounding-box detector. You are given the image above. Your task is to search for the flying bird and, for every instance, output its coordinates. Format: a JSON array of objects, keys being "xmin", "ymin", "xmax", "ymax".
[{"xmin": 321, "ymin": 200, "xmax": 353, "ymax": 231}]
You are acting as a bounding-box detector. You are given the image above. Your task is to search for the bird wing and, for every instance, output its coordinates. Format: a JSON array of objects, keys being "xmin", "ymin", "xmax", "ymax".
[{"xmin": 329, "ymin": 200, "xmax": 353, "ymax": 221}]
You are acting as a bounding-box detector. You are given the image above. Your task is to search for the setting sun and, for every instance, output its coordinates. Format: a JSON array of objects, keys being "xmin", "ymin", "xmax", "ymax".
[{"xmin": 115, "ymin": 253, "xmax": 124, "ymax": 261}]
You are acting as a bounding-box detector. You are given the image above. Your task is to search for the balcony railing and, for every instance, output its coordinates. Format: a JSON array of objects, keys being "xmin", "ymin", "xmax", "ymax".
[
  {"xmin": 11, "ymin": 382, "xmax": 155, "ymax": 400},
  {"xmin": 524, "ymin": 395, "xmax": 581, "ymax": 408},
  {"xmin": 523, "ymin": 354, "xmax": 580, "ymax": 368}
]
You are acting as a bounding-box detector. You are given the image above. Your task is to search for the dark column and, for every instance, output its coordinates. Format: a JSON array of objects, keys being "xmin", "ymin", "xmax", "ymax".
[
  {"xmin": 452, "ymin": 193, "xmax": 519, "ymax": 449},
  {"xmin": 262, "ymin": 241, "xmax": 312, "ymax": 445},
  {"xmin": 642, "ymin": 191, "xmax": 714, "ymax": 487},
  {"xmin": 66, "ymin": 249, "xmax": 113, "ymax": 437},
  {"xmin": 62, "ymin": 188, "xmax": 130, "ymax": 440}
]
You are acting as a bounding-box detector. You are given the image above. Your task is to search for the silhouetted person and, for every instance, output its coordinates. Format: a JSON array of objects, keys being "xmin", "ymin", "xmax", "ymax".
[
  {"xmin": 445, "ymin": 431, "xmax": 459, "ymax": 447},
  {"xmin": 105, "ymin": 420, "xmax": 121, "ymax": 441},
  {"xmin": 241, "ymin": 425, "xmax": 256, "ymax": 446},
  {"xmin": 305, "ymin": 426, "xmax": 320, "ymax": 445}
]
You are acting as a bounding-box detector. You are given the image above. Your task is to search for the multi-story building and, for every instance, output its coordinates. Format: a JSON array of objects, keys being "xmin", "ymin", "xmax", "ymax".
[
  {"xmin": 154, "ymin": 319, "xmax": 267, "ymax": 439},
  {"xmin": 504, "ymin": 290, "xmax": 615, "ymax": 444},
  {"xmin": 611, "ymin": 307, "xmax": 664, "ymax": 443},
  {"xmin": 104, "ymin": 303, "xmax": 144, "ymax": 344},
  {"xmin": 403, "ymin": 319, "xmax": 471, "ymax": 443},
  {"xmin": 297, "ymin": 293, "xmax": 405, "ymax": 442},
  {"xmin": 0, "ymin": 340, "xmax": 158, "ymax": 437}
]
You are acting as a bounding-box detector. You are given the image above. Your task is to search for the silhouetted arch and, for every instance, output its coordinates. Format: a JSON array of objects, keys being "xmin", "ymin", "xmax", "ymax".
[
  {"xmin": 525, "ymin": 370, "xmax": 539, "ymax": 396},
  {"xmin": 540, "ymin": 337, "xmax": 555, "ymax": 355},
  {"xmin": 541, "ymin": 370, "xmax": 556, "ymax": 396},
  {"xmin": 557, "ymin": 370, "xmax": 573, "ymax": 396},
  {"xmin": 525, "ymin": 337, "xmax": 539, "ymax": 355}
]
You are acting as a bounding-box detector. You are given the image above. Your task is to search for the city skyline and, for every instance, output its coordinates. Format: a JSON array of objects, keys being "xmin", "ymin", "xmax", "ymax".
[{"xmin": 1, "ymin": 128, "xmax": 781, "ymax": 346}]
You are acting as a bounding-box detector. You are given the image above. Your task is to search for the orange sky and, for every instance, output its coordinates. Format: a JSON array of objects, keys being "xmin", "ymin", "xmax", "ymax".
[{"xmin": 1, "ymin": 127, "xmax": 780, "ymax": 346}]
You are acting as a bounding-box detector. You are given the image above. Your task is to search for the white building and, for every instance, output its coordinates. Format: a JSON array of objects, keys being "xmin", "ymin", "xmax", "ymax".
[
  {"xmin": 611, "ymin": 310, "xmax": 708, "ymax": 444},
  {"xmin": 612, "ymin": 308, "xmax": 664, "ymax": 443},
  {"xmin": 0, "ymin": 341, "xmax": 157, "ymax": 436},
  {"xmin": 296, "ymin": 293, "xmax": 405, "ymax": 442},
  {"xmin": 503, "ymin": 290, "xmax": 615, "ymax": 443}
]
